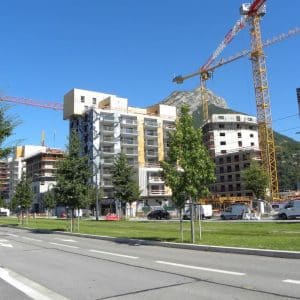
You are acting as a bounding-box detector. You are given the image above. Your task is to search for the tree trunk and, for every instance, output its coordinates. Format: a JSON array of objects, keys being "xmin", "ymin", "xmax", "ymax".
[
  {"xmin": 190, "ymin": 198, "xmax": 195, "ymax": 243},
  {"xmin": 179, "ymin": 209, "xmax": 183, "ymax": 242},
  {"xmin": 198, "ymin": 205, "xmax": 202, "ymax": 241}
]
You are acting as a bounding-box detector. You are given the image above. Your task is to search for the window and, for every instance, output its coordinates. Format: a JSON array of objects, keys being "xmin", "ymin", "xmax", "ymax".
[
  {"xmin": 228, "ymin": 175, "xmax": 232, "ymax": 181},
  {"xmin": 221, "ymin": 150, "xmax": 227, "ymax": 154},
  {"xmin": 220, "ymin": 141, "xmax": 226, "ymax": 145},
  {"xmin": 220, "ymin": 167, "xmax": 224, "ymax": 173},
  {"xmin": 237, "ymin": 132, "xmax": 242, "ymax": 138},
  {"xmin": 236, "ymin": 174, "xmax": 240, "ymax": 180},
  {"xmin": 236, "ymin": 116, "xmax": 240, "ymax": 121},
  {"xmin": 81, "ymin": 96, "xmax": 85, "ymax": 103},
  {"xmin": 235, "ymin": 164, "xmax": 240, "ymax": 171},
  {"xmin": 226, "ymin": 156, "xmax": 231, "ymax": 163},
  {"xmin": 250, "ymin": 133, "xmax": 254, "ymax": 138},
  {"xmin": 234, "ymin": 155, "xmax": 239, "ymax": 162},
  {"xmin": 236, "ymin": 183, "xmax": 241, "ymax": 191},
  {"xmin": 227, "ymin": 166, "xmax": 232, "ymax": 172},
  {"xmin": 248, "ymin": 117, "xmax": 253, "ymax": 121},
  {"xmin": 228, "ymin": 184, "xmax": 233, "ymax": 191},
  {"xmin": 219, "ymin": 157, "xmax": 224, "ymax": 164},
  {"xmin": 236, "ymin": 124, "xmax": 241, "ymax": 129},
  {"xmin": 251, "ymin": 142, "xmax": 255, "ymax": 146},
  {"xmin": 220, "ymin": 176, "xmax": 225, "ymax": 182},
  {"xmin": 219, "ymin": 124, "xmax": 225, "ymax": 129},
  {"xmin": 218, "ymin": 115, "xmax": 225, "ymax": 119},
  {"xmin": 92, "ymin": 97, "xmax": 96, "ymax": 104},
  {"xmin": 220, "ymin": 132, "xmax": 225, "ymax": 136},
  {"xmin": 238, "ymin": 141, "xmax": 242, "ymax": 147}
]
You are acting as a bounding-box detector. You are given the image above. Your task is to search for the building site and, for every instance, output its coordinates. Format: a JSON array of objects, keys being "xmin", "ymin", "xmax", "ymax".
[{"xmin": 0, "ymin": 0, "xmax": 299, "ymax": 218}]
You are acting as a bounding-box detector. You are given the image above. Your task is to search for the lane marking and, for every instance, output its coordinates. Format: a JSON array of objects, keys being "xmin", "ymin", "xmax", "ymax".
[
  {"xmin": 89, "ymin": 249, "xmax": 139, "ymax": 259},
  {"xmin": 156, "ymin": 261, "xmax": 246, "ymax": 276},
  {"xmin": 283, "ymin": 279, "xmax": 300, "ymax": 285},
  {"xmin": 8, "ymin": 234, "xmax": 19, "ymax": 237},
  {"xmin": 0, "ymin": 242, "xmax": 13, "ymax": 248},
  {"xmin": 49, "ymin": 242, "xmax": 79, "ymax": 249},
  {"xmin": 22, "ymin": 237, "xmax": 42, "ymax": 242},
  {"xmin": 0, "ymin": 266, "xmax": 69, "ymax": 300},
  {"xmin": 53, "ymin": 238, "xmax": 77, "ymax": 243}
]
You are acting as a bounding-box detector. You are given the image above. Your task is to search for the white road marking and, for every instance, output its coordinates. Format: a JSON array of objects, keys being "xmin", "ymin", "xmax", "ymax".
[
  {"xmin": 156, "ymin": 261, "xmax": 246, "ymax": 276},
  {"xmin": 22, "ymin": 237, "xmax": 42, "ymax": 242},
  {"xmin": 53, "ymin": 238, "xmax": 77, "ymax": 243},
  {"xmin": 0, "ymin": 242, "xmax": 13, "ymax": 248},
  {"xmin": 50, "ymin": 242, "xmax": 79, "ymax": 249},
  {"xmin": 0, "ymin": 239, "xmax": 8, "ymax": 242},
  {"xmin": 0, "ymin": 266, "xmax": 69, "ymax": 300},
  {"xmin": 283, "ymin": 279, "xmax": 300, "ymax": 285},
  {"xmin": 89, "ymin": 249, "xmax": 139, "ymax": 259},
  {"xmin": 8, "ymin": 234, "xmax": 19, "ymax": 237}
]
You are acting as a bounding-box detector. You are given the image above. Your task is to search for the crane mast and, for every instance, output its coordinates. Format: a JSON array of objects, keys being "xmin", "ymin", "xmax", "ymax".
[{"xmin": 246, "ymin": 10, "xmax": 279, "ymax": 198}]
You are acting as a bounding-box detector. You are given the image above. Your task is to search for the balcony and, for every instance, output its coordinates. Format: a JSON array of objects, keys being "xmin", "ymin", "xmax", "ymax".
[
  {"xmin": 123, "ymin": 149, "xmax": 138, "ymax": 156},
  {"xmin": 148, "ymin": 176, "xmax": 164, "ymax": 183},
  {"xmin": 102, "ymin": 136, "xmax": 115, "ymax": 144},
  {"xmin": 145, "ymin": 140, "xmax": 158, "ymax": 148},
  {"xmin": 101, "ymin": 114, "xmax": 115, "ymax": 123},
  {"xmin": 144, "ymin": 120, "xmax": 158, "ymax": 128},
  {"xmin": 121, "ymin": 128, "xmax": 138, "ymax": 136},
  {"xmin": 145, "ymin": 151, "xmax": 158, "ymax": 157},
  {"xmin": 121, "ymin": 139, "xmax": 138, "ymax": 146},
  {"xmin": 121, "ymin": 119, "xmax": 137, "ymax": 126},
  {"xmin": 145, "ymin": 130, "xmax": 158, "ymax": 138},
  {"xmin": 148, "ymin": 189, "xmax": 166, "ymax": 196},
  {"xmin": 102, "ymin": 125, "xmax": 114, "ymax": 133},
  {"xmin": 102, "ymin": 158, "xmax": 114, "ymax": 165}
]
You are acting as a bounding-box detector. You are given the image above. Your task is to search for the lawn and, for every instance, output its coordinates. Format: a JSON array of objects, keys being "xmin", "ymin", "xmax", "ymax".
[{"xmin": 0, "ymin": 217, "xmax": 299, "ymax": 251}]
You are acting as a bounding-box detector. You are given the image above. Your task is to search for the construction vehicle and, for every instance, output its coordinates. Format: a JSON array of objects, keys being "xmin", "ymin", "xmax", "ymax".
[{"xmin": 173, "ymin": 0, "xmax": 299, "ymax": 200}]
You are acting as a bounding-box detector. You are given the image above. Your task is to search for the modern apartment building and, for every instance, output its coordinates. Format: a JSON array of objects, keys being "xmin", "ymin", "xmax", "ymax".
[
  {"xmin": 0, "ymin": 160, "xmax": 10, "ymax": 203},
  {"xmin": 8, "ymin": 145, "xmax": 46, "ymax": 203},
  {"xmin": 23, "ymin": 148, "xmax": 64, "ymax": 212},
  {"xmin": 202, "ymin": 114, "xmax": 261, "ymax": 197},
  {"xmin": 64, "ymin": 88, "xmax": 176, "ymax": 212}
]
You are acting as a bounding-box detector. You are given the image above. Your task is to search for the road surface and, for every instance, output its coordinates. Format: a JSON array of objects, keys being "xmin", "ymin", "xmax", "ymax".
[{"xmin": 0, "ymin": 226, "xmax": 299, "ymax": 299}]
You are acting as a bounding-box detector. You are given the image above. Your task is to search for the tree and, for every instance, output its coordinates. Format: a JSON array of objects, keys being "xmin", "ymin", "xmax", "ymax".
[
  {"xmin": 88, "ymin": 184, "xmax": 104, "ymax": 219},
  {"xmin": 43, "ymin": 189, "xmax": 56, "ymax": 217},
  {"xmin": 0, "ymin": 105, "xmax": 20, "ymax": 158},
  {"xmin": 12, "ymin": 173, "xmax": 33, "ymax": 225},
  {"xmin": 55, "ymin": 130, "xmax": 92, "ymax": 231},
  {"xmin": 242, "ymin": 161, "xmax": 269, "ymax": 200},
  {"xmin": 161, "ymin": 104, "xmax": 215, "ymax": 243},
  {"xmin": 111, "ymin": 153, "xmax": 141, "ymax": 218}
]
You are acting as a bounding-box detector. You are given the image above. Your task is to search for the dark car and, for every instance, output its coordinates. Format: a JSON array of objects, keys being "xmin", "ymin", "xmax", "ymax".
[{"xmin": 147, "ymin": 209, "xmax": 171, "ymax": 220}]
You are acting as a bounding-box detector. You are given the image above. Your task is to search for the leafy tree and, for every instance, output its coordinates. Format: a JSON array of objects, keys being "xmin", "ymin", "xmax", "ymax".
[
  {"xmin": 55, "ymin": 130, "xmax": 92, "ymax": 231},
  {"xmin": 112, "ymin": 153, "xmax": 141, "ymax": 217},
  {"xmin": 0, "ymin": 105, "xmax": 19, "ymax": 158},
  {"xmin": 0, "ymin": 195, "xmax": 6, "ymax": 208},
  {"xmin": 242, "ymin": 161, "xmax": 269, "ymax": 199},
  {"xmin": 43, "ymin": 189, "xmax": 56, "ymax": 217},
  {"xmin": 161, "ymin": 104, "xmax": 215, "ymax": 243},
  {"xmin": 12, "ymin": 173, "xmax": 33, "ymax": 225}
]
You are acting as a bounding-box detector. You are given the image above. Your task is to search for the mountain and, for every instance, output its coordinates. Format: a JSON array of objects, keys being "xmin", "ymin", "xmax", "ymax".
[
  {"xmin": 159, "ymin": 88, "xmax": 300, "ymax": 191},
  {"xmin": 160, "ymin": 86, "xmax": 228, "ymax": 113}
]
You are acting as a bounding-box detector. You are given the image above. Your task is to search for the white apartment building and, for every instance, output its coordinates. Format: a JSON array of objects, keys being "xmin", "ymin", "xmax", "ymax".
[
  {"xmin": 202, "ymin": 114, "xmax": 261, "ymax": 197},
  {"xmin": 64, "ymin": 88, "xmax": 177, "ymax": 215}
]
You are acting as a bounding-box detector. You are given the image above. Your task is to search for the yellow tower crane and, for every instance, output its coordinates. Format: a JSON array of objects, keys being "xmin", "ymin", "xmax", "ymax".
[{"xmin": 173, "ymin": 0, "xmax": 300, "ymax": 200}]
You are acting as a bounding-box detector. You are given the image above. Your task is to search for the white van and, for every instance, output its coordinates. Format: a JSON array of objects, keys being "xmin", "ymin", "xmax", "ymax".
[
  {"xmin": 278, "ymin": 199, "xmax": 300, "ymax": 220},
  {"xmin": 220, "ymin": 204, "xmax": 250, "ymax": 220},
  {"xmin": 183, "ymin": 204, "xmax": 213, "ymax": 220}
]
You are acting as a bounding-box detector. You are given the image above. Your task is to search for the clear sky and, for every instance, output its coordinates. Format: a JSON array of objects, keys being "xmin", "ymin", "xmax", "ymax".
[{"xmin": 0, "ymin": 0, "xmax": 299, "ymax": 150}]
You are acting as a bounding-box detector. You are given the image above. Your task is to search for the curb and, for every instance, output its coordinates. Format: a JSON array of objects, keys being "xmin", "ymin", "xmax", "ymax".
[
  {"xmin": 2, "ymin": 225, "xmax": 300, "ymax": 259},
  {"xmin": 52, "ymin": 230, "xmax": 300, "ymax": 259}
]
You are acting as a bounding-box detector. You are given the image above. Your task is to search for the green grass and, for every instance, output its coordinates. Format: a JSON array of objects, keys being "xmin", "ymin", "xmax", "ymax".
[{"xmin": 1, "ymin": 217, "xmax": 300, "ymax": 251}]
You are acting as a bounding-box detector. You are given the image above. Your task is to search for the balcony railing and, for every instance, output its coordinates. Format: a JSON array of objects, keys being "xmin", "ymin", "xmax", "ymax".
[{"xmin": 149, "ymin": 190, "xmax": 166, "ymax": 195}]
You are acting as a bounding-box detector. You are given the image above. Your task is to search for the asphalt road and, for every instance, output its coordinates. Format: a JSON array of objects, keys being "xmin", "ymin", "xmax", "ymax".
[{"xmin": 0, "ymin": 227, "xmax": 299, "ymax": 300}]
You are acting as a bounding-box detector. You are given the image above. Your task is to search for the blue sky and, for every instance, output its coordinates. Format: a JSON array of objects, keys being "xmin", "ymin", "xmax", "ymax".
[{"xmin": 0, "ymin": 0, "xmax": 299, "ymax": 150}]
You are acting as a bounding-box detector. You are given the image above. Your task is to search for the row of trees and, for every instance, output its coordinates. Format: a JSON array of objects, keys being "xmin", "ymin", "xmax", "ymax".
[{"xmin": 1, "ymin": 103, "xmax": 269, "ymax": 240}]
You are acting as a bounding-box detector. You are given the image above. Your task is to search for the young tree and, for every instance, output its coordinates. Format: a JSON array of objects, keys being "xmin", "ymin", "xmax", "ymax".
[
  {"xmin": 161, "ymin": 104, "xmax": 215, "ymax": 243},
  {"xmin": 111, "ymin": 153, "xmax": 141, "ymax": 218},
  {"xmin": 0, "ymin": 105, "xmax": 19, "ymax": 158},
  {"xmin": 55, "ymin": 130, "xmax": 92, "ymax": 231},
  {"xmin": 242, "ymin": 161, "xmax": 269, "ymax": 200},
  {"xmin": 12, "ymin": 173, "xmax": 33, "ymax": 225},
  {"xmin": 43, "ymin": 189, "xmax": 56, "ymax": 217},
  {"xmin": 88, "ymin": 184, "xmax": 104, "ymax": 220}
]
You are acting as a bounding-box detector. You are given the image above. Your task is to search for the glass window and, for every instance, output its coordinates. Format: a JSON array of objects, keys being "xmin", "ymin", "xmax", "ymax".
[{"xmin": 81, "ymin": 96, "xmax": 85, "ymax": 103}]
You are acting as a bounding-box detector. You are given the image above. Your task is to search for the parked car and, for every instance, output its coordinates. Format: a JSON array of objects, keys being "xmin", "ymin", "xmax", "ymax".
[
  {"xmin": 220, "ymin": 204, "xmax": 250, "ymax": 220},
  {"xmin": 278, "ymin": 199, "xmax": 300, "ymax": 220},
  {"xmin": 183, "ymin": 205, "xmax": 213, "ymax": 220},
  {"xmin": 147, "ymin": 209, "xmax": 171, "ymax": 220}
]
